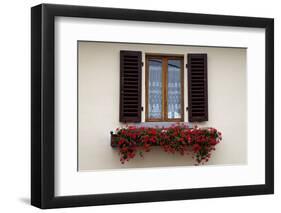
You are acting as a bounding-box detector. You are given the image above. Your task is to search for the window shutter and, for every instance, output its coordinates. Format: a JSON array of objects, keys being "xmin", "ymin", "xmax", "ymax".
[
  {"xmin": 187, "ymin": 54, "xmax": 208, "ymax": 122},
  {"xmin": 120, "ymin": 50, "xmax": 142, "ymax": 122}
]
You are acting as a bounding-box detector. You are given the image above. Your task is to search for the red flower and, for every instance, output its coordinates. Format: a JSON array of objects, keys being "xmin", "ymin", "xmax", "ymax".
[
  {"xmin": 149, "ymin": 129, "xmax": 157, "ymax": 136},
  {"xmin": 180, "ymin": 132, "xmax": 186, "ymax": 138},
  {"xmin": 128, "ymin": 126, "xmax": 136, "ymax": 130},
  {"xmin": 150, "ymin": 137, "xmax": 156, "ymax": 143},
  {"xmin": 131, "ymin": 133, "xmax": 137, "ymax": 140},
  {"xmin": 118, "ymin": 138, "xmax": 125, "ymax": 145},
  {"xmin": 192, "ymin": 144, "xmax": 201, "ymax": 153},
  {"xmin": 210, "ymin": 138, "xmax": 217, "ymax": 145},
  {"xmin": 143, "ymin": 135, "xmax": 149, "ymax": 143},
  {"xmin": 179, "ymin": 138, "xmax": 184, "ymax": 143},
  {"xmin": 114, "ymin": 124, "xmax": 221, "ymax": 165}
]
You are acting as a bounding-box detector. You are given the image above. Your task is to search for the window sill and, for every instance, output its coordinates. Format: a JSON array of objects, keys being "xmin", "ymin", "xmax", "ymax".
[{"xmin": 134, "ymin": 121, "xmax": 190, "ymax": 128}]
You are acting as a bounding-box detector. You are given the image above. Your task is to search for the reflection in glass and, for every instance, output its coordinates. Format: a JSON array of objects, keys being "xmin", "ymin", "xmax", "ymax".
[
  {"xmin": 167, "ymin": 59, "xmax": 181, "ymax": 119},
  {"xmin": 148, "ymin": 59, "xmax": 162, "ymax": 119}
]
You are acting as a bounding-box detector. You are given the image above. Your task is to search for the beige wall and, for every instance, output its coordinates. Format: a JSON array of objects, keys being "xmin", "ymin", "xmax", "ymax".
[{"xmin": 78, "ymin": 41, "xmax": 247, "ymax": 170}]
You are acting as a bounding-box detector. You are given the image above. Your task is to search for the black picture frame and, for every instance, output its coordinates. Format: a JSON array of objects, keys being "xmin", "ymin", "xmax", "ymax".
[{"xmin": 31, "ymin": 3, "xmax": 274, "ymax": 209}]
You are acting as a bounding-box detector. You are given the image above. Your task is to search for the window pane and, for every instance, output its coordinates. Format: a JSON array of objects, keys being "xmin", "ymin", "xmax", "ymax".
[
  {"xmin": 167, "ymin": 59, "xmax": 182, "ymax": 119},
  {"xmin": 148, "ymin": 59, "xmax": 162, "ymax": 119}
]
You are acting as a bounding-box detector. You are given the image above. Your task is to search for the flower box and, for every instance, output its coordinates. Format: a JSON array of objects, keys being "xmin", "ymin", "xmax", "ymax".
[
  {"xmin": 110, "ymin": 133, "xmax": 119, "ymax": 148},
  {"xmin": 110, "ymin": 124, "xmax": 222, "ymax": 165}
]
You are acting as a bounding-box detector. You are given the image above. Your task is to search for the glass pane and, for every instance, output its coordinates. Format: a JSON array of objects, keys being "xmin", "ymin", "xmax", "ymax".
[
  {"xmin": 148, "ymin": 59, "xmax": 162, "ymax": 119},
  {"xmin": 167, "ymin": 59, "xmax": 182, "ymax": 119}
]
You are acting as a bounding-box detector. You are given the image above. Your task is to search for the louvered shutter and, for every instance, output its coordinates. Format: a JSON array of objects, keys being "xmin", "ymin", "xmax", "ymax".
[
  {"xmin": 120, "ymin": 50, "xmax": 142, "ymax": 122},
  {"xmin": 187, "ymin": 54, "xmax": 208, "ymax": 122}
]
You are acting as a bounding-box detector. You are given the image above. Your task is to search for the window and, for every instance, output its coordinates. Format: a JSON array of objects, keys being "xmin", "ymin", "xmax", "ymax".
[
  {"xmin": 119, "ymin": 50, "xmax": 208, "ymax": 123},
  {"xmin": 145, "ymin": 55, "xmax": 184, "ymax": 122}
]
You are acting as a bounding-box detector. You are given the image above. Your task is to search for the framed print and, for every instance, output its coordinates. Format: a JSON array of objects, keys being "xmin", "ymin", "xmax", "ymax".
[{"xmin": 31, "ymin": 3, "xmax": 274, "ymax": 209}]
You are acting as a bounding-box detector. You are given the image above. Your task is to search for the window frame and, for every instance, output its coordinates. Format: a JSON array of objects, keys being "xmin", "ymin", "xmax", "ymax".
[{"xmin": 145, "ymin": 54, "xmax": 184, "ymax": 122}]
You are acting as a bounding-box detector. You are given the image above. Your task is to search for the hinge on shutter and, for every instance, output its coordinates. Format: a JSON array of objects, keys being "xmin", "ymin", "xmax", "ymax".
[
  {"xmin": 141, "ymin": 106, "xmax": 144, "ymax": 111},
  {"xmin": 141, "ymin": 62, "xmax": 144, "ymax": 67},
  {"xmin": 186, "ymin": 107, "xmax": 189, "ymax": 111},
  {"xmin": 186, "ymin": 64, "xmax": 188, "ymax": 68}
]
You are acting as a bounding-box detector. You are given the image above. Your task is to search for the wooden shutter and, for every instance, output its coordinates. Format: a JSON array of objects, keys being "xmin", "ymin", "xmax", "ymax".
[
  {"xmin": 120, "ymin": 50, "xmax": 142, "ymax": 122},
  {"xmin": 187, "ymin": 54, "xmax": 208, "ymax": 122}
]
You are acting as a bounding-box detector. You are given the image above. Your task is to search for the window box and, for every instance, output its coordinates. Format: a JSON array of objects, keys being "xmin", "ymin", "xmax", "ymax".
[{"xmin": 110, "ymin": 124, "xmax": 222, "ymax": 164}]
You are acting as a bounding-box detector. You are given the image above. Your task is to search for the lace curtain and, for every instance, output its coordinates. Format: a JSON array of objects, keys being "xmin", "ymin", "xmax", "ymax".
[
  {"xmin": 167, "ymin": 59, "xmax": 181, "ymax": 119},
  {"xmin": 148, "ymin": 59, "xmax": 162, "ymax": 119}
]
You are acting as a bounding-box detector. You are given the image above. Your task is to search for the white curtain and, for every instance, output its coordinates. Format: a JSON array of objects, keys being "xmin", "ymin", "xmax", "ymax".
[
  {"xmin": 167, "ymin": 60, "xmax": 181, "ymax": 119},
  {"xmin": 148, "ymin": 59, "xmax": 162, "ymax": 119}
]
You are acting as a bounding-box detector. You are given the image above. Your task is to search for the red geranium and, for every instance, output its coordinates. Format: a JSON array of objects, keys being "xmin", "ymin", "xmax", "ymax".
[
  {"xmin": 192, "ymin": 144, "xmax": 201, "ymax": 153},
  {"xmin": 112, "ymin": 124, "xmax": 222, "ymax": 165}
]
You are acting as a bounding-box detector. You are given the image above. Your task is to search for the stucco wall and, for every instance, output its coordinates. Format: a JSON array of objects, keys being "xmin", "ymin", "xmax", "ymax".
[{"xmin": 78, "ymin": 41, "xmax": 247, "ymax": 170}]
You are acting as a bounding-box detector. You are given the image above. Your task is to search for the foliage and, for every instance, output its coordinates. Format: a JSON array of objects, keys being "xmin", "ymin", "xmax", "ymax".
[{"xmin": 112, "ymin": 124, "xmax": 222, "ymax": 165}]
